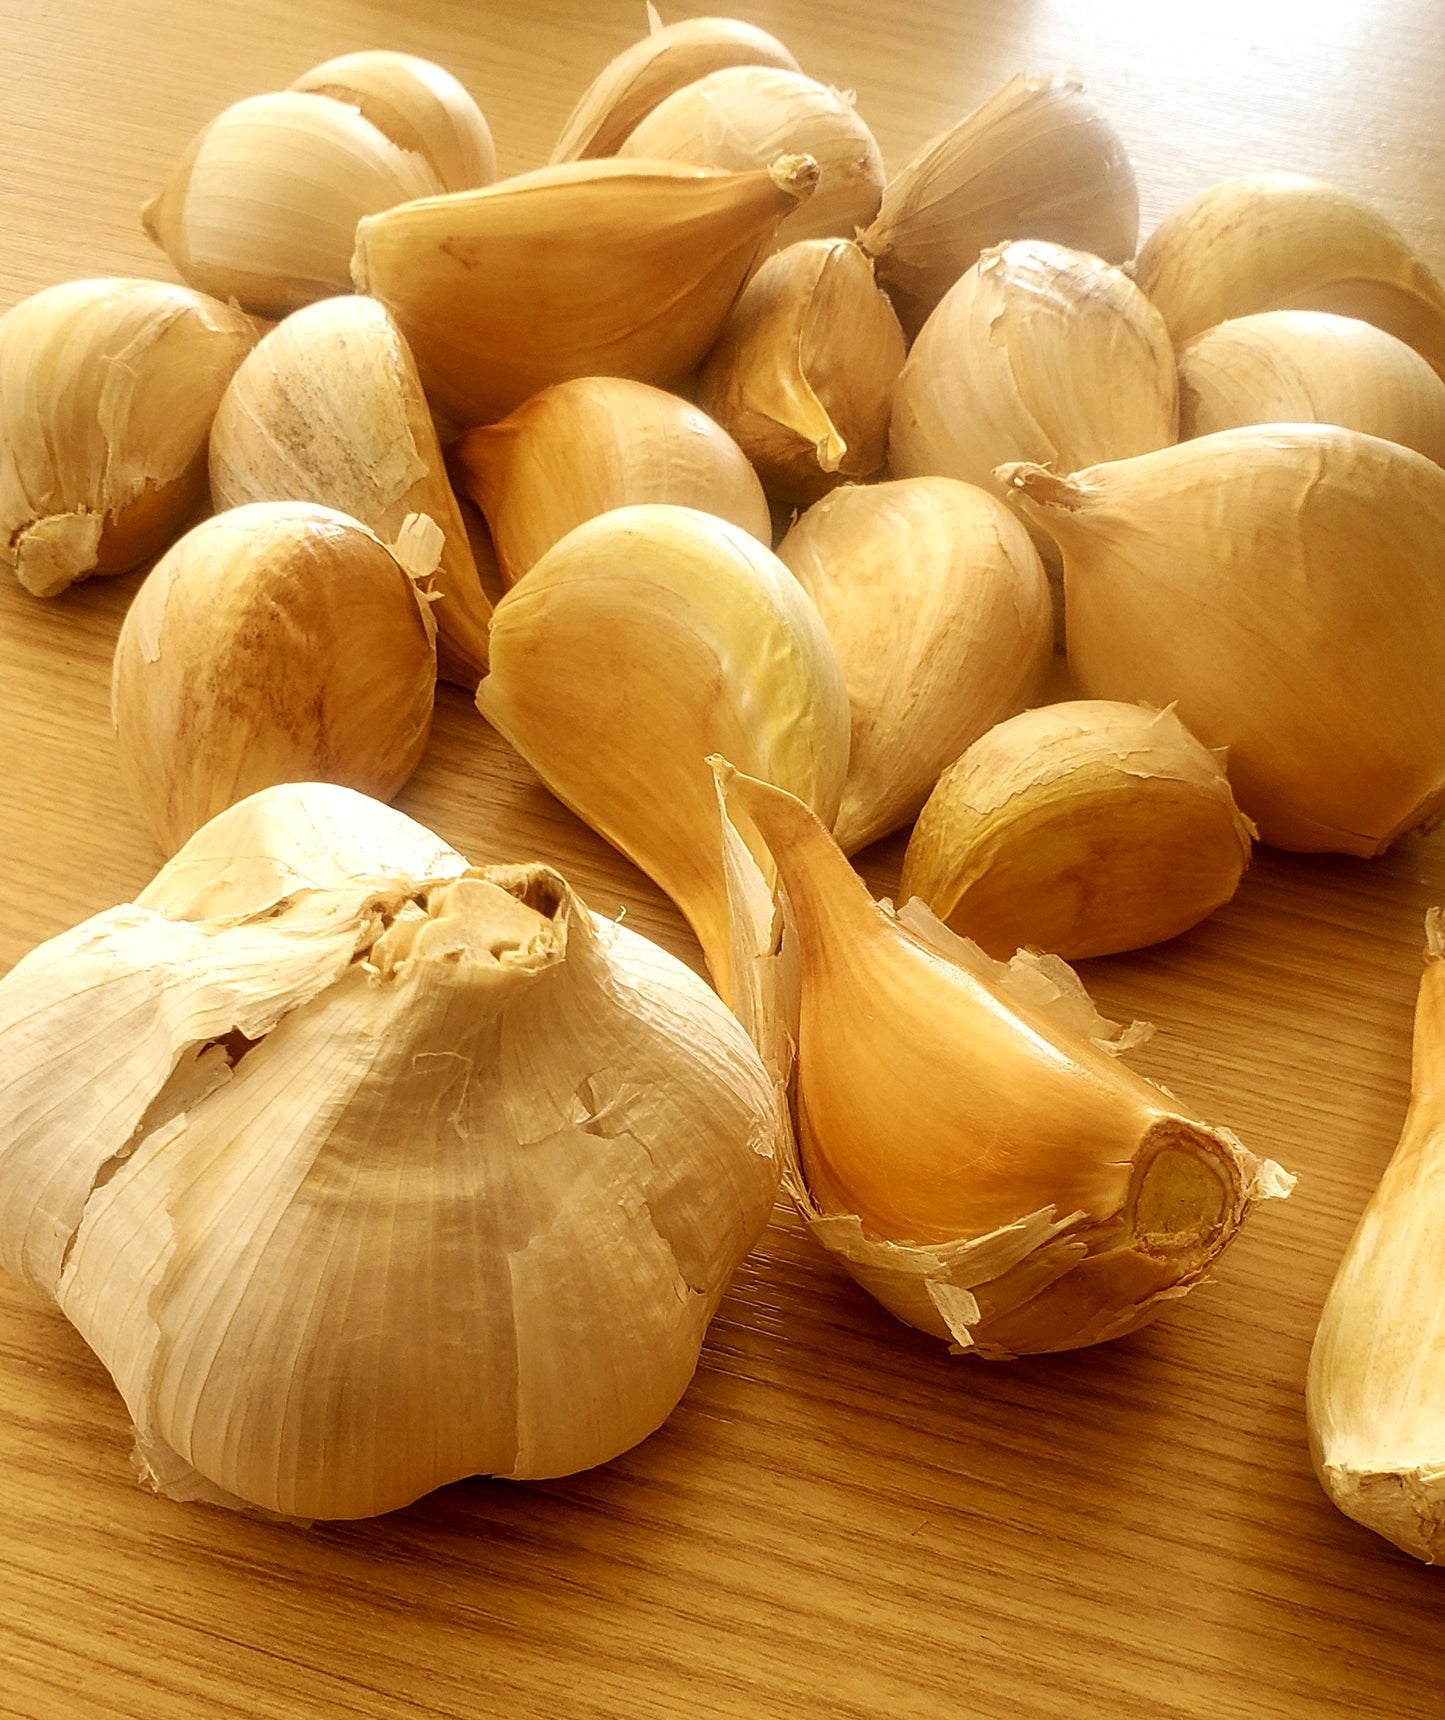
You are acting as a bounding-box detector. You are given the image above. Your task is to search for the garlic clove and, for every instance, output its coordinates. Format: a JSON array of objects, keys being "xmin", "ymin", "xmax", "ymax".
[
  {"xmin": 452, "ymin": 375, "xmax": 771, "ymax": 587},
  {"xmin": 901, "ymin": 700, "xmax": 1255, "ymax": 960},
  {"xmin": 209, "ymin": 295, "xmax": 491, "ymax": 687},
  {"xmin": 694, "ymin": 237, "xmax": 906, "ymax": 505},
  {"xmin": 0, "ymin": 279, "xmax": 255, "ymax": 598},
  {"xmin": 351, "ymin": 154, "xmax": 818, "ymax": 428},
  {"xmin": 776, "ymin": 477, "xmax": 1052, "ymax": 854}
]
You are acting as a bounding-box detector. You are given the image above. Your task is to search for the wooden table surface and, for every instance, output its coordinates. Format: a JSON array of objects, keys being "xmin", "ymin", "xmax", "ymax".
[{"xmin": 3, "ymin": 2, "xmax": 1444, "ymax": 1715}]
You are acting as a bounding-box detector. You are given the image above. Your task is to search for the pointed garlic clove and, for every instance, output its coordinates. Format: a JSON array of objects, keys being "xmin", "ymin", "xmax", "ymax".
[
  {"xmin": 1135, "ymin": 175, "xmax": 1445, "ymax": 382},
  {"xmin": 143, "ymin": 91, "xmax": 444, "ymax": 319},
  {"xmin": 112, "ymin": 501, "xmax": 438, "ymax": 855},
  {"xmin": 0, "ymin": 279, "xmax": 255, "ymax": 598},
  {"xmin": 776, "ymin": 477, "xmax": 1051, "ymax": 854},
  {"xmin": 351, "ymin": 154, "xmax": 818, "ymax": 427},
  {"xmin": 901, "ymin": 701, "xmax": 1255, "ymax": 960},
  {"xmin": 694, "ymin": 238, "xmax": 906, "ymax": 505},
  {"xmin": 452, "ymin": 375, "xmax": 771, "ymax": 587},
  {"xmin": 859, "ymin": 72, "xmax": 1139, "ymax": 337},
  {"xmin": 1001, "ymin": 426, "xmax": 1445, "ymax": 856},
  {"xmin": 476, "ymin": 503, "xmax": 849, "ymax": 1001},
  {"xmin": 208, "ymin": 295, "xmax": 491, "ymax": 687}
]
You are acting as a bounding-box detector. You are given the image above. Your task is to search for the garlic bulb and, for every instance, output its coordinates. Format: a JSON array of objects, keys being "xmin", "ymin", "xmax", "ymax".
[
  {"xmin": 776, "ymin": 477, "xmax": 1051, "ymax": 854},
  {"xmin": 1308, "ymin": 909, "xmax": 1445, "ymax": 1564},
  {"xmin": 716, "ymin": 763, "xmax": 1291, "ymax": 1359},
  {"xmin": 1134, "ymin": 175, "xmax": 1445, "ymax": 381},
  {"xmin": 695, "ymin": 238, "xmax": 906, "ymax": 504},
  {"xmin": 0, "ymin": 279, "xmax": 255, "ymax": 599},
  {"xmin": 618, "ymin": 67, "xmax": 885, "ymax": 251},
  {"xmin": 112, "ymin": 502, "xmax": 439, "ymax": 854},
  {"xmin": 351, "ymin": 155, "xmax": 818, "ymax": 427},
  {"xmin": 551, "ymin": 13, "xmax": 801, "ymax": 163},
  {"xmin": 901, "ymin": 701, "xmax": 1255, "ymax": 960},
  {"xmin": 453, "ymin": 376, "xmax": 771, "ymax": 587},
  {"xmin": 476, "ymin": 504, "xmax": 849, "ymax": 1001},
  {"xmin": 0, "ymin": 781, "xmax": 782, "ymax": 1518},
  {"xmin": 1001, "ymin": 425, "xmax": 1445, "ymax": 856},
  {"xmin": 859, "ymin": 73, "xmax": 1139, "ymax": 337},
  {"xmin": 208, "ymin": 295, "xmax": 491, "ymax": 687},
  {"xmin": 1178, "ymin": 310, "xmax": 1445, "ymax": 464}
]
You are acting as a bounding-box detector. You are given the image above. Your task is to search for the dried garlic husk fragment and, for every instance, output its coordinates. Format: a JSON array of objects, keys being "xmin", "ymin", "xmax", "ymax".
[
  {"xmin": 208, "ymin": 295, "xmax": 491, "ymax": 687},
  {"xmin": 776, "ymin": 477, "xmax": 1051, "ymax": 854},
  {"xmin": 477, "ymin": 504, "xmax": 849, "ymax": 1001},
  {"xmin": 0, "ymin": 782, "xmax": 782, "ymax": 1519},
  {"xmin": 352, "ymin": 155, "xmax": 817, "ymax": 426},
  {"xmin": 112, "ymin": 502, "xmax": 438, "ymax": 854},
  {"xmin": 901, "ymin": 701, "xmax": 1254, "ymax": 960},
  {"xmin": 453, "ymin": 376, "xmax": 770, "ymax": 587},
  {"xmin": 695, "ymin": 238, "xmax": 906, "ymax": 504},
  {"xmin": 0, "ymin": 279, "xmax": 255, "ymax": 598},
  {"xmin": 1002, "ymin": 427, "xmax": 1445, "ymax": 856}
]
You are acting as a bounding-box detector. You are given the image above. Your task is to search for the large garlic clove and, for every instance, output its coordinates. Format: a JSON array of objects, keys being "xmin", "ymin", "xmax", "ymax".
[
  {"xmin": 143, "ymin": 91, "xmax": 444, "ymax": 319},
  {"xmin": 901, "ymin": 701, "xmax": 1255, "ymax": 961},
  {"xmin": 351, "ymin": 155, "xmax": 818, "ymax": 427},
  {"xmin": 694, "ymin": 238, "xmax": 906, "ymax": 505},
  {"xmin": 290, "ymin": 50, "xmax": 496, "ymax": 192},
  {"xmin": 716, "ymin": 763, "xmax": 1290, "ymax": 1359},
  {"xmin": 0, "ymin": 279, "xmax": 255, "ymax": 598},
  {"xmin": 1135, "ymin": 175, "xmax": 1445, "ymax": 381},
  {"xmin": 476, "ymin": 503, "xmax": 849, "ymax": 1002},
  {"xmin": 112, "ymin": 501, "xmax": 438, "ymax": 855},
  {"xmin": 1178, "ymin": 310, "xmax": 1445, "ymax": 465},
  {"xmin": 208, "ymin": 295, "xmax": 491, "ymax": 688},
  {"xmin": 776, "ymin": 477, "xmax": 1051, "ymax": 855},
  {"xmin": 859, "ymin": 73, "xmax": 1139, "ymax": 337},
  {"xmin": 1000, "ymin": 425, "xmax": 1445, "ymax": 857},
  {"xmin": 452, "ymin": 375, "xmax": 771, "ymax": 588},
  {"xmin": 550, "ymin": 13, "xmax": 801, "ymax": 163}
]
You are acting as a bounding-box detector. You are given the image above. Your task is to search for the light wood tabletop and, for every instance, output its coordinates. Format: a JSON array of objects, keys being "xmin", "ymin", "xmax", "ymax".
[{"xmin": 2, "ymin": 2, "xmax": 1444, "ymax": 1716}]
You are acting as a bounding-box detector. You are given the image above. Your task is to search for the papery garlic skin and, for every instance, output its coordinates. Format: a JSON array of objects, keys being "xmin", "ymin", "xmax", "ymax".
[{"xmin": 0, "ymin": 279, "xmax": 255, "ymax": 598}]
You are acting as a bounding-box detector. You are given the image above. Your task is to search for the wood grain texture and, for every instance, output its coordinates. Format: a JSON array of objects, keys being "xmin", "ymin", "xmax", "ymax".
[{"xmin": 2, "ymin": 2, "xmax": 1445, "ymax": 1716}]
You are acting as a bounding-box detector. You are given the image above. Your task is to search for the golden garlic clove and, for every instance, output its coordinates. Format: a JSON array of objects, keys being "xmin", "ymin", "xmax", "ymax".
[
  {"xmin": 452, "ymin": 375, "xmax": 771, "ymax": 587},
  {"xmin": 208, "ymin": 295, "xmax": 492, "ymax": 688},
  {"xmin": 694, "ymin": 238, "xmax": 906, "ymax": 505},
  {"xmin": 143, "ymin": 91, "xmax": 444, "ymax": 319},
  {"xmin": 112, "ymin": 501, "xmax": 439, "ymax": 855},
  {"xmin": 1135, "ymin": 175, "xmax": 1445, "ymax": 381},
  {"xmin": 0, "ymin": 279, "xmax": 255, "ymax": 598},
  {"xmin": 476, "ymin": 504, "xmax": 849, "ymax": 1001},
  {"xmin": 351, "ymin": 155, "xmax": 818, "ymax": 427},
  {"xmin": 859, "ymin": 72, "xmax": 1139, "ymax": 337},
  {"xmin": 1001, "ymin": 426, "xmax": 1445, "ymax": 857},
  {"xmin": 901, "ymin": 701, "xmax": 1255, "ymax": 961},
  {"xmin": 776, "ymin": 477, "xmax": 1051, "ymax": 854}
]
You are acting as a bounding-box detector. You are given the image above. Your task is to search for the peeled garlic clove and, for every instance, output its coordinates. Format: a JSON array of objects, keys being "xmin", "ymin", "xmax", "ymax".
[
  {"xmin": 0, "ymin": 279, "xmax": 255, "ymax": 598},
  {"xmin": 777, "ymin": 477, "xmax": 1051, "ymax": 854},
  {"xmin": 1135, "ymin": 175, "xmax": 1445, "ymax": 381},
  {"xmin": 209, "ymin": 295, "xmax": 491, "ymax": 687},
  {"xmin": 1001, "ymin": 426, "xmax": 1445, "ymax": 856},
  {"xmin": 290, "ymin": 50, "xmax": 496, "ymax": 192},
  {"xmin": 902, "ymin": 701, "xmax": 1255, "ymax": 960},
  {"xmin": 476, "ymin": 504, "xmax": 849, "ymax": 1001},
  {"xmin": 859, "ymin": 72, "xmax": 1139, "ymax": 337},
  {"xmin": 1178, "ymin": 310, "xmax": 1445, "ymax": 465},
  {"xmin": 452, "ymin": 375, "xmax": 771, "ymax": 587},
  {"xmin": 112, "ymin": 501, "xmax": 438, "ymax": 854},
  {"xmin": 551, "ymin": 13, "xmax": 801, "ymax": 163},
  {"xmin": 694, "ymin": 238, "xmax": 906, "ymax": 504},
  {"xmin": 352, "ymin": 155, "xmax": 818, "ymax": 427},
  {"xmin": 143, "ymin": 91, "xmax": 444, "ymax": 319},
  {"xmin": 716, "ymin": 763, "xmax": 1290, "ymax": 1359}
]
